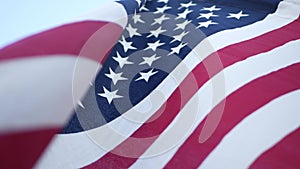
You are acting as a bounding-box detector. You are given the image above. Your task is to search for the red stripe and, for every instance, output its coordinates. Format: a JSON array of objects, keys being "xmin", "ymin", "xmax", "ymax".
[
  {"xmin": 0, "ymin": 21, "xmax": 123, "ymax": 64},
  {"xmin": 0, "ymin": 21, "xmax": 124, "ymax": 169},
  {"xmin": 85, "ymin": 18, "xmax": 300, "ymax": 168},
  {"xmin": 165, "ymin": 63, "xmax": 300, "ymax": 168},
  {"xmin": 250, "ymin": 128, "xmax": 300, "ymax": 169},
  {"xmin": 0, "ymin": 128, "xmax": 59, "ymax": 169}
]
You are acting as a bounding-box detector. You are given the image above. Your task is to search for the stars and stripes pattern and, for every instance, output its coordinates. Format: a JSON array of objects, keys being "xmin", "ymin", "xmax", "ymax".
[
  {"xmin": 64, "ymin": 0, "xmax": 284, "ymax": 132},
  {"xmin": 1, "ymin": 0, "xmax": 300, "ymax": 169},
  {"xmin": 0, "ymin": 2, "xmax": 127, "ymax": 169}
]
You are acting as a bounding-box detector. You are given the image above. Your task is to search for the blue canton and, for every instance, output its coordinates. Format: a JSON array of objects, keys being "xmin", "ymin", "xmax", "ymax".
[{"xmin": 62, "ymin": 0, "xmax": 281, "ymax": 133}]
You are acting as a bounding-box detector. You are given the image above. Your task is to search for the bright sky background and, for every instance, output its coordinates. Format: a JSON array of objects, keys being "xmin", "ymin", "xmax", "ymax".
[{"xmin": 0, "ymin": 0, "xmax": 114, "ymax": 48}]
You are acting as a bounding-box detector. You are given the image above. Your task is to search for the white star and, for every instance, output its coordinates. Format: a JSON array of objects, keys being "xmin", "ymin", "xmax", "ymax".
[
  {"xmin": 98, "ymin": 87, "xmax": 123, "ymax": 104},
  {"xmin": 176, "ymin": 8, "xmax": 193, "ymax": 20},
  {"xmin": 140, "ymin": 3, "xmax": 149, "ymax": 11},
  {"xmin": 135, "ymin": 69, "xmax": 159, "ymax": 82},
  {"xmin": 170, "ymin": 31, "xmax": 189, "ymax": 43},
  {"xmin": 197, "ymin": 20, "xmax": 218, "ymax": 28},
  {"xmin": 105, "ymin": 67, "xmax": 127, "ymax": 85},
  {"xmin": 112, "ymin": 52, "xmax": 133, "ymax": 68},
  {"xmin": 157, "ymin": 0, "xmax": 169, "ymax": 4},
  {"xmin": 175, "ymin": 20, "xmax": 192, "ymax": 30},
  {"xmin": 145, "ymin": 40, "xmax": 165, "ymax": 51},
  {"xmin": 227, "ymin": 11, "xmax": 249, "ymax": 19},
  {"xmin": 154, "ymin": 5, "xmax": 172, "ymax": 14},
  {"xmin": 178, "ymin": 1, "xmax": 197, "ymax": 9},
  {"xmin": 136, "ymin": 0, "xmax": 142, "ymax": 6},
  {"xmin": 78, "ymin": 101, "xmax": 85, "ymax": 109},
  {"xmin": 169, "ymin": 42, "xmax": 187, "ymax": 55},
  {"xmin": 126, "ymin": 24, "xmax": 141, "ymax": 38},
  {"xmin": 139, "ymin": 54, "xmax": 160, "ymax": 66},
  {"xmin": 151, "ymin": 14, "xmax": 170, "ymax": 25},
  {"xmin": 197, "ymin": 12, "xmax": 218, "ymax": 19},
  {"xmin": 201, "ymin": 5, "xmax": 221, "ymax": 12},
  {"xmin": 147, "ymin": 26, "xmax": 166, "ymax": 38},
  {"xmin": 132, "ymin": 12, "xmax": 145, "ymax": 24},
  {"xmin": 119, "ymin": 36, "xmax": 137, "ymax": 53}
]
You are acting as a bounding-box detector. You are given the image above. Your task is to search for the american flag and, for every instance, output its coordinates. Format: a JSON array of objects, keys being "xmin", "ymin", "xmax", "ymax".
[{"xmin": 1, "ymin": 0, "xmax": 300, "ymax": 168}]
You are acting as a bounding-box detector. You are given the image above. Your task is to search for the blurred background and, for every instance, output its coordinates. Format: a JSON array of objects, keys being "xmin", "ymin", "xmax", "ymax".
[{"xmin": 0, "ymin": 0, "xmax": 115, "ymax": 48}]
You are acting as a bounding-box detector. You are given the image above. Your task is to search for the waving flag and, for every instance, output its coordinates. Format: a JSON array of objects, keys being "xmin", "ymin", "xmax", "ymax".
[{"xmin": 1, "ymin": 0, "xmax": 300, "ymax": 168}]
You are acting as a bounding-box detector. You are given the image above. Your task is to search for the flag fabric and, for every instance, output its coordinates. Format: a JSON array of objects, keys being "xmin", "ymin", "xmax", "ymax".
[
  {"xmin": 1, "ymin": 0, "xmax": 300, "ymax": 168},
  {"xmin": 0, "ymin": 2, "xmax": 126, "ymax": 168}
]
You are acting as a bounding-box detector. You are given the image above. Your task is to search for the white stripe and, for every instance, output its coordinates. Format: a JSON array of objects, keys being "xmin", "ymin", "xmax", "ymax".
[
  {"xmin": 199, "ymin": 90, "xmax": 300, "ymax": 169},
  {"xmin": 0, "ymin": 55, "xmax": 99, "ymax": 133},
  {"xmin": 35, "ymin": 1, "xmax": 300, "ymax": 168},
  {"xmin": 130, "ymin": 40, "xmax": 300, "ymax": 169},
  {"xmin": 34, "ymin": 133, "xmax": 104, "ymax": 169}
]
